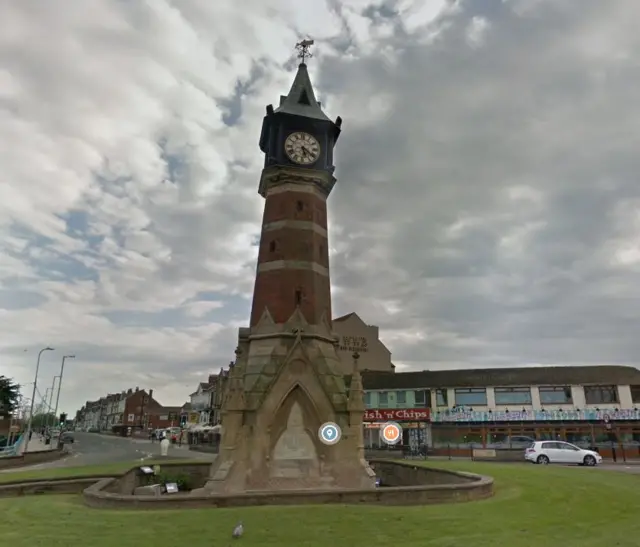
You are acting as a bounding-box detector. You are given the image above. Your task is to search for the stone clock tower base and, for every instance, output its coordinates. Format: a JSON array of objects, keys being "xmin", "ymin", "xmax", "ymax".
[{"xmin": 199, "ymin": 314, "xmax": 375, "ymax": 495}]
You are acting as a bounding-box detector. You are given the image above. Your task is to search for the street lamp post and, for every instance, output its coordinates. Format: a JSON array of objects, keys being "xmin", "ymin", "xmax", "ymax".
[
  {"xmin": 47, "ymin": 377, "xmax": 59, "ymax": 430},
  {"xmin": 23, "ymin": 346, "xmax": 54, "ymax": 454},
  {"xmin": 53, "ymin": 355, "xmax": 75, "ymax": 432}
]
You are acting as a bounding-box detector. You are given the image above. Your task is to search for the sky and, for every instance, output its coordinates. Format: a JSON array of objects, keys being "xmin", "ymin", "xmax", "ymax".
[{"xmin": 2, "ymin": 0, "xmax": 640, "ymax": 415}]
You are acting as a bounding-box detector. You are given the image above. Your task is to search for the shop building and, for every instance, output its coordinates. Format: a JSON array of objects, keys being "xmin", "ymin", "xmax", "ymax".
[
  {"xmin": 333, "ymin": 312, "xmax": 395, "ymax": 374},
  {"xmin": 180, "ymin": 373, "xmax": 224, "ymax": 428},
  {"xmin": 361, "ymin": 365, "xmax": 640, "ymax": 458}
]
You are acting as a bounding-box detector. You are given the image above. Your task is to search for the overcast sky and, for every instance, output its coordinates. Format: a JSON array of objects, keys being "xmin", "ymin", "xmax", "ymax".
[{"xmin": 2, "ymin": 0, "xmax": 639, "ymax": 415}]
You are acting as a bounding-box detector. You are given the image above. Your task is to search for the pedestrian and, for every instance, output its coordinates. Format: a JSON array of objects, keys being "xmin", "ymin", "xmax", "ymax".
[{"xmin": 178, "ymin": 430, "xmax": 183, "ymax": 447}]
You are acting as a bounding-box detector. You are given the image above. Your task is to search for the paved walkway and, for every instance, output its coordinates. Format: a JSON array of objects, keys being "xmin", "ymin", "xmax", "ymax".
[{"xmin": 24, "ymin": 436, "xmax": 56, "ymax": 453}]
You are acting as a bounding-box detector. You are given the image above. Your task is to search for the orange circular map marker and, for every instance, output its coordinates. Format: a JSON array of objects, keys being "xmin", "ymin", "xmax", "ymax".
[{"xmin": 380, "ymin": 421, "xmax": 402, "ymax": 445}]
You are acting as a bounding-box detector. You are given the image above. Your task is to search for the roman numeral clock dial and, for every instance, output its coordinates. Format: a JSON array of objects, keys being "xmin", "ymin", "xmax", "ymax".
[{"xmin": 284, "ymin": 132, "xmax": 321, "ymax": 165}]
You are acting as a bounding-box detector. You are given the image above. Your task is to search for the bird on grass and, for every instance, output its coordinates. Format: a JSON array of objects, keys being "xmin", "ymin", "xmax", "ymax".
[{"xmin": 232, "ymin": 521, "xmax": 244, "ymax": 539}]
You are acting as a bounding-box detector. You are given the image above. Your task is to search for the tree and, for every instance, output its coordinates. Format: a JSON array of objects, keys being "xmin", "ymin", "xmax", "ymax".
[
  {"xmin": 30, "ymin": 413, "xmax": 57, "ymax": 428},
  {"xmin": 0, "ymin": 376, "xmax": 20, "ymax": 417}
]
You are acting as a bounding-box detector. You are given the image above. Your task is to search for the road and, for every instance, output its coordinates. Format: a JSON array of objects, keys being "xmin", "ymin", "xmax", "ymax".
[{"xmin": 6, "ymin": 432, "xmax": 214, "ymax": 472}]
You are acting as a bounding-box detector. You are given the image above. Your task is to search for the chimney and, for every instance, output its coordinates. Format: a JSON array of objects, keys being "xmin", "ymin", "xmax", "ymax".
[
  {"xmin": 135, "ymin": 386, "xmax": 139, "ymax": 392},
  {"xmin": 148, "ymin": 389, "xmax": 153, "ymax": 401},
  {"xmin": 127, "ymin": 388, "xmax": 132, "ymax": 395}
]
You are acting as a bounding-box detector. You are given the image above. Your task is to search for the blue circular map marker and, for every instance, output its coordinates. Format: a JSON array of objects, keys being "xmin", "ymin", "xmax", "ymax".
[{"xmin": 318, "ymin": 422, "xmax": 342, "ymax": 445}]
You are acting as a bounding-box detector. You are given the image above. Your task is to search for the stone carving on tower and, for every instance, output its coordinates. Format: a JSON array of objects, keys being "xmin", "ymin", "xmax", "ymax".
[{"xmin": 200, "ymin": 40, "xmax": 375, "ymax": 494}]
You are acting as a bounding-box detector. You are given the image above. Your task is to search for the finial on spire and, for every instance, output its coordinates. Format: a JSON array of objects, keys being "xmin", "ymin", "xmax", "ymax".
[{"xmin": 295, "ymin": 38, "xmax": 315, "ymax": 65}]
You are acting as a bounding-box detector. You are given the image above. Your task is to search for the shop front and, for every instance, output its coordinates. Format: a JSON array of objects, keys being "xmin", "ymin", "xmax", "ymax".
[
  {"xmin": 430, "ymin": 407, "xmax": 640, "ymax": 459},
  {"xmin": 363, "ymin": 408, "xmax": 430, "ymax": 451}
]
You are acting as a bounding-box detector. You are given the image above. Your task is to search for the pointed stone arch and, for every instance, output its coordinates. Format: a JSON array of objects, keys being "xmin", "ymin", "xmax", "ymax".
[
  {"xmin": 258, "ymin": 357, "xmax": 335, "ymax": 433},
  {"xmin": 268, "ymin": 384, "xmax": 321, "ymax": 459}
]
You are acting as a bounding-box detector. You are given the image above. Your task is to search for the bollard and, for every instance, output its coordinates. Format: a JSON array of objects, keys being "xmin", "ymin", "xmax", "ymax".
[{"xmin": 160, "ymin": 437, "xmax": 170, "ymax": 457}]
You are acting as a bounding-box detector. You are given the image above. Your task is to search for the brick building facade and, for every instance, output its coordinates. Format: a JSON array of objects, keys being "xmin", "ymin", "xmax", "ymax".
[{"xmin": 75, "ymin": 387, "xmax": 180, "ymax": 433}]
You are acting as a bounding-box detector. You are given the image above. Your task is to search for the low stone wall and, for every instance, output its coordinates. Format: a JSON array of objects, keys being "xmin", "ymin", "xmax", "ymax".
[
  {"xmin": 371, "ymin": 460, "xmax": 479, "ymax": 486},
  {"xmin": 101, "ymin": 461, "xmax": 211, "ymax": 494},
  {"xmin": 0, "ymin": 476, "xmax": 111, "ymax": 498},
  {"xmin": 188, "ymin": 444, "xmax": 218, "ymax": 454},
  {"xmin": 82, "ymin": 460, "xmax": 493, "ymax": 509},
  {"xmin": 0, "ymin": 447, "xmax": 64, "ymax": 469},
  {"xmin": 0, "ymin": 459, "xmax": 493, "ymax": 508},
  {"xmin": 365, "ymin": 449, "xmax": 403, "ymax": 460}
]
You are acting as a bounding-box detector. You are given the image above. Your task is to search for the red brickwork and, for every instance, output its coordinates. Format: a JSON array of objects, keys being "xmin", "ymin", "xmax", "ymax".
[
  {"xmin": 262, "ymin": 190, "xmax": 328, "ymax": 229},
  {"xmin": 250, "ymin": 179, "xmax": 334, "ymax": 327},
  {"xmin": 123, "ymin": 390, "xmax": 161, "ymax": 428},
  {"xmin": 257, "ymin": 227, "xmax": 329, "ymax": 268},
  {"xmin": 250, "ymin": 261, "xmax": 332, "ymax": 326}
]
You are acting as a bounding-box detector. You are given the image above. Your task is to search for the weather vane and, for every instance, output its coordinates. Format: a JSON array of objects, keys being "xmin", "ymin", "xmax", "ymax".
[{"xmin": 295, "ymin": 38, "xmax": 315, "ymax": 64}]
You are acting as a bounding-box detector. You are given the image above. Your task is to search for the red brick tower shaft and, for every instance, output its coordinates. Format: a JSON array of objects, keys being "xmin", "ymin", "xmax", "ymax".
[{"xmin": 250, "ymin": 183, "xmax": 331, "ymax": 327}]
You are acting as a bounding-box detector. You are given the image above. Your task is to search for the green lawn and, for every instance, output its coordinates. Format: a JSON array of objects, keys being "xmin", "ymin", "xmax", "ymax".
[
  {"xmin": 1, "ymin": 461, "xmax": 639, "ymax": 547},
  {"xmin": 0, "ymin": 459, "xmax": 188, "ymax": 483}
]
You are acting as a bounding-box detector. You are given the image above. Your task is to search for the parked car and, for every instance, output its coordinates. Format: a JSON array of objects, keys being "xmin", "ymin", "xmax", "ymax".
[{"xmin": 525, "ymin": 441, "xmax": 602, "ymax": 466}]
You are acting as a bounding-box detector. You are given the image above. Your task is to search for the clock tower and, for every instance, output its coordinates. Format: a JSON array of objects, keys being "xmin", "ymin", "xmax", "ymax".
[
  {"xmin": 251, "ymin": 59, "xmax": 343, "ymax": 328},
  {"xmin": 201, "ymin": 42, "xmax": 374, "ymax": 495}
]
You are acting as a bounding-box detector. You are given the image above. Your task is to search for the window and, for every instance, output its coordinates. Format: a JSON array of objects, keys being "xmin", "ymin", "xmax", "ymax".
[
  {"xmin": 436, "ymin": 389, "xmax": 448, "ymax": 407},
  {"xmin": 542, "ymin": 441, "xmax": 561, "ymax": 450},
  {"xmin": 631, "ymin": 385, "xmax": 640, "ymax": 404},
  {"xmin": 414, "ymin": 390, "xmax": 431, "ymax": 408},
  {"xmin": 494, "ymin": 387, "xmax": 532, "ymax": 405},
  {"xmin": 378, "ymin": 392, "xmax": 388, "ymax": 407},
  {"xmin": 454, "ymin": 388, "xmax": 487, "ymax": 406},
  {"xmin": 269, "ymin": 241, "xmax": 276, "ymax": 252},
  {"xmin": 296, "ymin": 200, "xmax": 304, "ymax": 212},
  {"xmin": 396, "ymin": 391, "xmax": 406, "ymax": 405},
  {"xmin": 364, "ymin": 392, "xmax": 372, "ymax": 408},
  {"xmin": 539, "ymin": 386, "xmax": 573, "ymax": 405},
  {"xmin": 584, "ymin": 385, "xmax": 619, "ymax": 405}
]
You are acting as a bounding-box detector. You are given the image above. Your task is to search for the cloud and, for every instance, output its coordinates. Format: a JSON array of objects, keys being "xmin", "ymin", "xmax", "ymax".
[{"xmin": 2, "ymin": 0, "xmax": 639, "ymax": 414}]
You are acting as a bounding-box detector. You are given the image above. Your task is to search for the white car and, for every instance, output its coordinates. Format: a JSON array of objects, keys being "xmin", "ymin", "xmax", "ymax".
[{"xmin": 525, "ymin": 440, "xmax": 603, "ymax": 466}]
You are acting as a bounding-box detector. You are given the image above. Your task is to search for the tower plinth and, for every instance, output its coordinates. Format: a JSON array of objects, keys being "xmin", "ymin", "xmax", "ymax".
[{"xmin": 201, "ymin": 45, "xmax": 374, "ymax": 494}]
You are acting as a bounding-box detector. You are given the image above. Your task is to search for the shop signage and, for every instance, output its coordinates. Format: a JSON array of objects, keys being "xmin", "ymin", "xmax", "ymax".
[
  {"xmin": 364, "ymin": 408, "xmax": 430, "ymax": 422},
  {"xmin": 432, "ymin": 407, "xmax": 640, "ymax": 423}
]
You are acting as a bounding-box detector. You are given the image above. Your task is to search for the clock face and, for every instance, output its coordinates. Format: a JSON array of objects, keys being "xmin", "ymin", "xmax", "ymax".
[{"xmin": 284, "ymin": 132, "xmax": 321, "ymax": 165}]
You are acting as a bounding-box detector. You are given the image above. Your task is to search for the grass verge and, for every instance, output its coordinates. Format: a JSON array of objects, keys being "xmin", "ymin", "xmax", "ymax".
[
  {"xmin": 1, "ymin": 460, "xmax": 639, "ymax": 547},
  {"xmin": 0, "ymin": 459, "xmax": 190, "ymax": 483}
]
